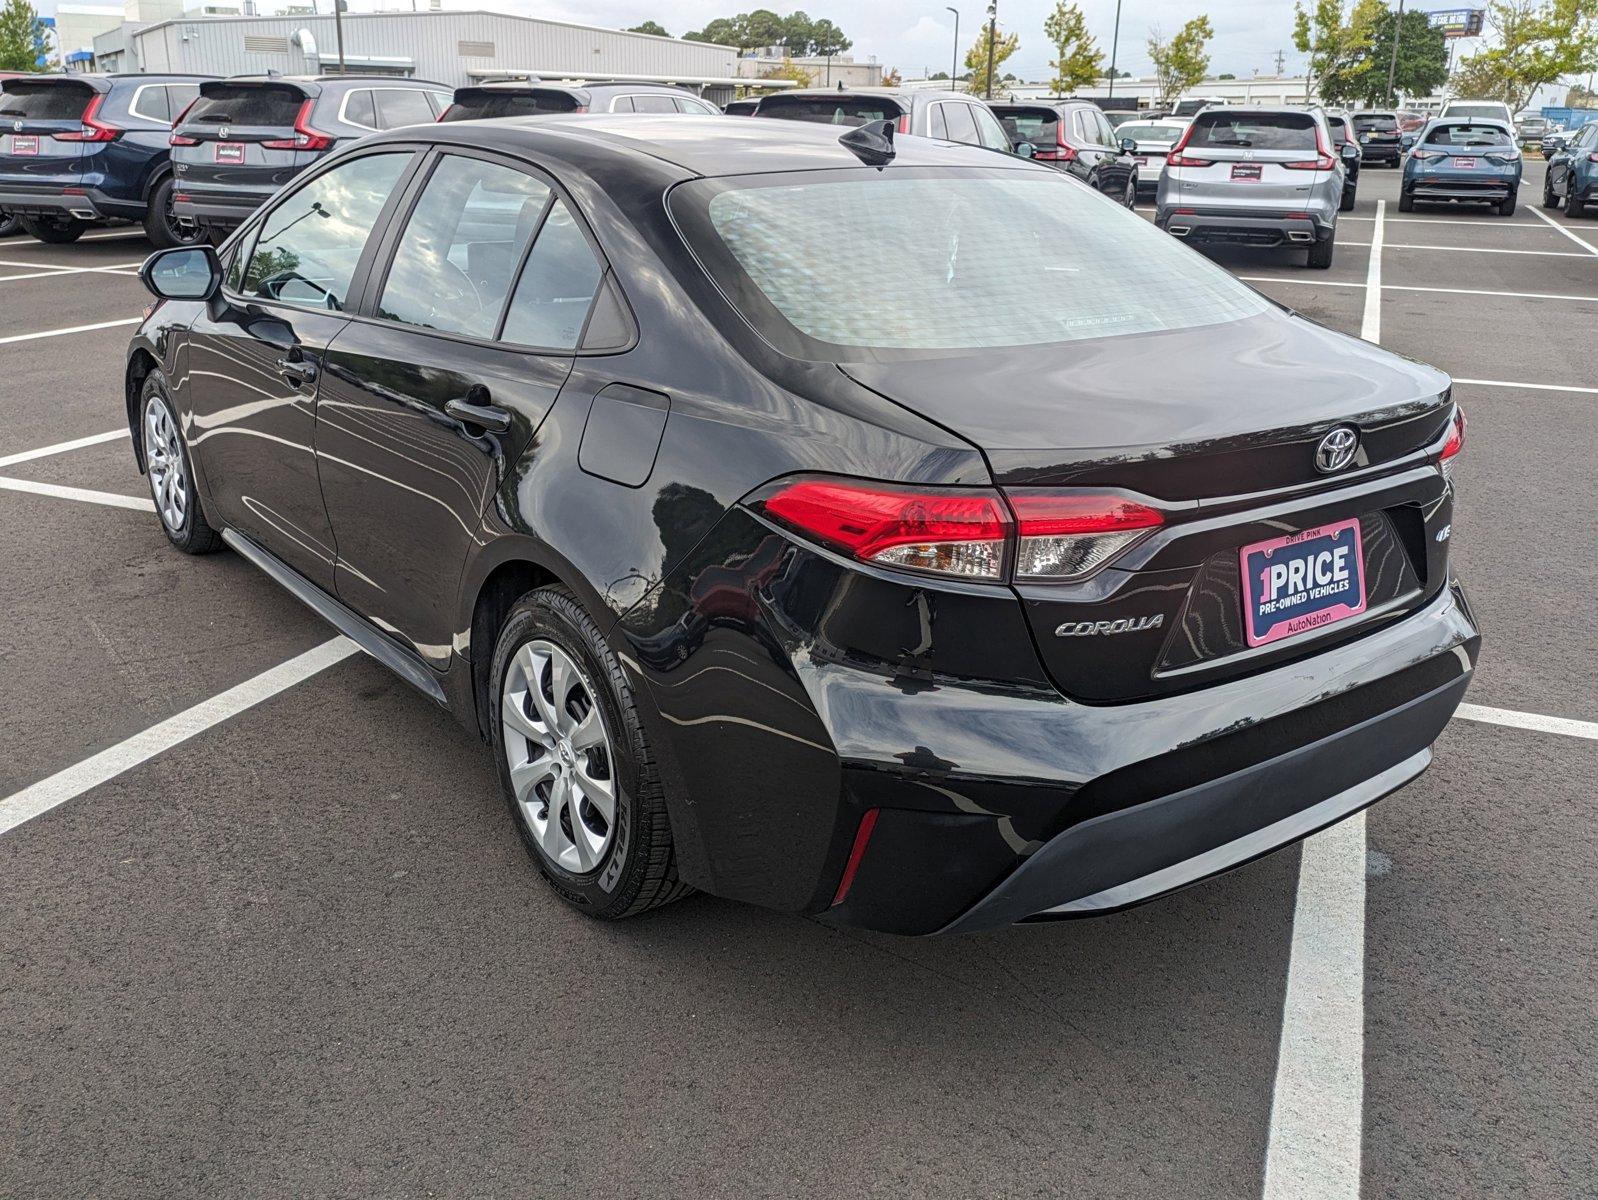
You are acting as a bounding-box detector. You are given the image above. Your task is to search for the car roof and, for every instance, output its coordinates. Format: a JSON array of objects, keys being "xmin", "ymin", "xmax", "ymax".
[
  {"xmin": 462, "ymin": 81, "xmax": 699, "ymax": 97},
  {"xmin": 764, "ymin": 87, "xmax": 968, "ymax": 105},
  {"xmin": 392, "ymin": 112, "xmax": 1037, "ymax": 179}
]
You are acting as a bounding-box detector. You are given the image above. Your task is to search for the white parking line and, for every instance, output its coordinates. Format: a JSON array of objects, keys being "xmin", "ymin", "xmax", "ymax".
[
  {"xmin": 1378, "ymin": 242, "xmax": 1595, "ymax": 258},
  {"xmin": 0, "ymin": 637, "xmax": 357, "ymax": 838},
  {"xmin": 1342, "ymin": 215, "xmax": 1543, "ymax": 228},
  {"xmin": 1457, "ymin": 704, "xmax": 1598, "ymax": 740},
  {"xmin": 0, "ymin": 258, "xmax": 142, "ymax": 273},
  {"xmin": 0, "ymin": 476, "xmax": 151, "ymax": 511},
  {"xmin": 0, "ymin": 318, "xmax": 141, "ymax": 345},
  {"xmin": 1527, "ymin": 204, "xmax": 1598, "ymax": 256},
  {"xmin": 1240, "ymin": 276, "xmax": 1598, "ymax": 304},
  {"xmin": 1263, "ymin": 198, "xmax": 1384, "ymax": 1200},
  {"xmin": 0, "ymin": 428, "xmax": 127, "ymax": 469},
  {"xmin": 1452, "ymin": 378, "xmax": 1598, "ymax": 394}
]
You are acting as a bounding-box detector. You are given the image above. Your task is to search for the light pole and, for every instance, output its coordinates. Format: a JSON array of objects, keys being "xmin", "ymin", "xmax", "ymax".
[
  {"xmin": 333, "ymin": 0, "xmax": 347, "ymax": 74},
  {"xmin": 1107, "ymin": 0, "xmax": 1122, "ymax": 99},
  {"xmin": 1384, "ymin": 0, "xmax": 1405, "ymax": 103},
  {"xmin": 984, "ymin": 0, "xmax": 997, "ymax": 100},
  {"xmin": 945, "ymin": 6, "xmax": 959, "ymax": 86}
]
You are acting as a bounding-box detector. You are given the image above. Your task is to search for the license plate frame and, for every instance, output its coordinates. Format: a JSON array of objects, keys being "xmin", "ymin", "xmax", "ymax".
[
  {"xmin": 10, "ymin": 135, "xmax": 39, "ymax": 156},
  {"xmin": 1238, "ymin": 518, "xmax": 1367, "ymax": 648},
  {"xmin": 215, "ymin": 142, "xmax": 245, "ymax": 164},
  {"xmin": 1454, "ymin": 156, "xmax": 1477, "ymax": 168},
  {"xmin": 1230, "ymin": 163, "xmax": 1263, "ymax": 181}
]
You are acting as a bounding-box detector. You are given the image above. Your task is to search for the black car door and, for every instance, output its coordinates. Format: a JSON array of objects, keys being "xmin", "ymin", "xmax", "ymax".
[
  {"xmin": 182, "ymin": 148, "xmax": 418, "ymax": 589},
  {"xmin": 313, "ymin": 149, "xmax": 605, "ymax": 670}
]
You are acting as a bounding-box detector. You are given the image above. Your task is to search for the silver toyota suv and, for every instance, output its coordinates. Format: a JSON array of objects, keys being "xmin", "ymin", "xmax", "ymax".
[{"xmin": 1156, "ymin": 105, "xmax": 1346, "ymax": 268}]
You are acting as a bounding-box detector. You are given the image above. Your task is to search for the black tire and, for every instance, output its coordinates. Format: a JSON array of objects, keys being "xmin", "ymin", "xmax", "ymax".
[
  {"xmin": 1339, "ymin": 184, "xmax": 1356, "ymax": 212},
  {"xmin": 1307, "ymin": 234, "xmax": 1334, "ymax": 269},
  {"xmin": 1124, "ymin": 173, "xmax": 1136, "ymax": 208},
  {"xmin": 1543, "ymin": 173, "xmax": 1559, "ymax": 208},
  {"xmin": 138, "ymin": 370, "xmax": 222, "ymax": 555},
  {"xmin": 1567, "ymin": 185, "xmax": 1587, "ymax": 218},
  {"xmin": 18, "ymin": 215, "xmax": 88, "ymax": 244},
  {"xmin": 1398, "ymin": 189, "xmax": 1415, "ymax": 213},
  {"xmin": 1498, "ymin": 188, "xmax": 1517, "ymax": 216},
  {"xmin": 142, "ymin": 176, "xmax": 204, "ymax": 249},
  {"xmin": 0, "ymin": 210, "xmax": 18, "ymax": 238},
  {"xmin": 490, "ymin": 586, "xmax": 692, "ymax": 921}
]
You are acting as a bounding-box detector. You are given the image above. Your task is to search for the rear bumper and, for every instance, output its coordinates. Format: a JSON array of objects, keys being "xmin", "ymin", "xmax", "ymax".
[
  {"xmin": 1157, "ymin": 210, "xmax": 1332, "ymax": 246},
  {"xmin": 171, "ymin": 188, "xmax": 272, "ymax": 228},
  {"xmin": 822, "ymin": 581, "xmax": 1479, "ymax": 934},
  {"xmin": 0, "ymin": 184, "xmax": 133, "ymax": 222},
  {"xmin": 1408, "ymin": 177, "xmax": 1516, "ymax": 201},
  {"xmin": 1360, "ymin": 144, "xmax": 1400, "ymax": 163}
]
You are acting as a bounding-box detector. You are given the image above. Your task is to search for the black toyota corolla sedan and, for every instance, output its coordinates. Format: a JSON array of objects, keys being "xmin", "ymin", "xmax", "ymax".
[{"xmin": 128, "ymin": 115, "xmax": 1480, "ymax": 935}]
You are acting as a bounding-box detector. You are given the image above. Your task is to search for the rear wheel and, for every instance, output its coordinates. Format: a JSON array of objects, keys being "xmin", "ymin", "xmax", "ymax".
[
  {"xmin": 1398, "ymin": 188, "xmax": 1415, "ymax": 213},
  {"xmin": 19, "ymin": 216, "xmax": 87, "ymax": 244},
  {"xmin": 1498, "ymin": 187, "xmax": 1517, "ymax": 216},
  {"xmin": 1339, "ymin": 183, "xmax": 1357, "ymax": 212},
  {"xmin": 1123, "ymin": 173, "xmax": 1136, "ymax": 208},
  {"xmin": 1307, "ymin": 234, "xmax": 1335, "ymax": 269},
  {"xmin": 143, "ymin": 176, "xmax": 204, "ymax": 250},
  {"xmin": 1567, "ymin": 185, "xmax": 1587, "ymax": 218},
  {"xmin": 0, "ymin": 210, "xmax": 18, "ymax": 238},
  {"xmin": 491, "ymin": 586, "xmax": 691, "ymax": 921},
  {"xmin": 1543, "ymin": 173, "xmax": 1559, "ymax": 207},
  {"xmin": 140, "ymin": 371, "xmax": 222, "ymax": 555}
]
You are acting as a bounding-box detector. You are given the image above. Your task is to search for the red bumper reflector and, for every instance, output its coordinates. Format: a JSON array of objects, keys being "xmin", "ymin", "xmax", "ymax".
[{"xmin": 831, "ymin": 808, "xmax": 880, "ymax": 906}]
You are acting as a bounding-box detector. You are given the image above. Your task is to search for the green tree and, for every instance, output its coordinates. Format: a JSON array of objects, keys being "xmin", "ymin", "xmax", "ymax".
[
  {"xmin": 741, "ymin": 8, "xmax": 787, "ymax": 49},
  {"xmin": 1293, "ymin": 0, "xmax": 1388, "ymax": 103},
  {"xmin": 880, "ymin": 64, "xmax": 903, "ymax": 87},
  {"xmin": 965, "ymin": 23, "xmax": 1020, "ymax": 97},
  {"xmin": 1451, "ymin": 0, "xmax": 1598, "ymax": 112},
  {"xmin": 683, "ymin": 17, "xmax": 741, "ymax": 44},
  {"xmin": 1042, "ymin": 2, "xmax": 1103, "ymax": 94},
  {"xmin": 684, "ymin": 9, "xmax": 850, "ymax": 55},
  {"xmin": 626, "ymin": 20, "xmax": 671, "ymax": 37},
  {"xmin": 0, "ymin": 0, "xmax": 45, "ymax": 71},
  {"xmin": 758, "ymin": 56, "xmax": 814, "ymax": 85},
  {"xmin": 810, "ymin": 17, "xmax": 850, "ymax": 57},
  {"xmin": 1355, "ymin": 6, "xmax": 1447, "ymax": 103},
  {"xmin": 1147, "ymin": 16, "xmax": 1214, "ymax": 107}
]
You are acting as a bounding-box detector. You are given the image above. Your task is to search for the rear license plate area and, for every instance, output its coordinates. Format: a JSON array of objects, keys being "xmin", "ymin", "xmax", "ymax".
[
  {"xmin": 10, "ymin": 135, "xmax": 38, "ymax": 156},
  {"xmin": 1231, "ymin": 163, "xmax": 1262, "ymax": 180},
  {"xmin": 1454, "ymin": 156, "xmax": 1477, "ymax": 168},
  {"xmin": 1239, "ymin": 518, "xmax": 1367, "ymax": 648},
  {"xmin": 215, "ymin": 142, "xmax": 245, "ymax": 164}
]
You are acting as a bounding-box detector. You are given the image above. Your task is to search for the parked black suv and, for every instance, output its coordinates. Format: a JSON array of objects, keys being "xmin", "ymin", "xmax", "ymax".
[
  {"xmin": 991, "ymin": 99, "xmax": 1139, "ymax": 205},
  {"xmin": 170, "ymin": 75, "xmax": 451, "ymax": 237},
  {"xmin": 130, "ymin": 115, "xmax": 1477, "ymax": 935},
  {"xmin": 442, "ymin": 81, "xmax": 721, "ymax": 120},
  {"xmin": 755, "ymin": 88, "xmax": 1016, "ymax": 154},
  {"xmin": 1353, "ymin": 111, "xmax": 1403, "ymax": 165},
  {"xmin": 0, "ymin": 73, "xmax": 212, "ymax": 245}
]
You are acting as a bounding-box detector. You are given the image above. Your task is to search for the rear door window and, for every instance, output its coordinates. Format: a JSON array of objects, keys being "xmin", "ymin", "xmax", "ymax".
[
  {"xmin": 1186, "ymin": 111, "xmax": 1317, "ymax": 151},
  {"xmin": 629, "ymin": 94, "xmax": 679, "ymax": 114},
  {"xmin": 375, "ymin": 89, "xmax": 437, "ymax": 130},
  {"xmin": 501, "ymin": 200, "xmax": 604, "ymax": 350},
  {"xmin": 240, "ymin": 151, "xmax": 410, "ymax": 310},
  {"xmin": 377, "ymin": 154, "xmax": 552, "ymax": 340}
]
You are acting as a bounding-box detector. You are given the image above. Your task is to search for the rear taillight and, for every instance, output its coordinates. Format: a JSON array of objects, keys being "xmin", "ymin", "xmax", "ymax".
[
  {"xmin": 262, "ymin": 99, "xmax": 335, "ymax": 151},
  {"xmin": 1165, "ymin": 121, "xmax": 1213, "ymax": 168},
  {"xmin": 752, "ymin": 478, "xmax": 1164, "ymax": 583},
  {"xmin": 437, "ymin": 104, "xmax": 456, "ymax": 122},
  {"xmin": 56, "ymin": 94, "xmax": 120, "ymax": 143},
  {"xmin": 169, "ymin": 96, "xmax": 200, "ymax": 145},
  {"xmin": 1283, "ymin": 124, "xmax": 1337, "ymax": 170},
  {"xmin": 1439, "ymin": 407, "xmax": 1465, "ymax": 477},
  {"xmin": 572, "ymin": 104, "xmax": 590, "ymax": 113},
  {"xmin": 896, "ymin": 113, "xmax": 910, "ymax": 135},
  {"xmin": 830, "ymin": 808, "xmax": 879, "ymax": 906},
  {"xmin": 1588, "ymin": 152, "xmax": 1598, "ymax": 164},
  {"xmin": 1036, "ymin": 122, "xmax": 1078, "ymax": 162},
  {"xmin": 1008, "ymin": 493, "xmax": 1164, "ymax": 581},
  {"xmin": 1410, "ymin": 149, "xmax": 1444, "ymax": 161},
  {"xmin": 757, "ymin": 479, "xmax": 1009, "ymax": 580}
]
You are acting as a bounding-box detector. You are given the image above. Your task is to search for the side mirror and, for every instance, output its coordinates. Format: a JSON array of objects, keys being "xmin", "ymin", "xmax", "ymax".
[
  {"xmin": 1400, "ymin": 133, "xmax": 1416, "ymax": 150},
  {"xmin": 1341, "ymin": 142, "xmax": 1359, "ymax": 159},
  {"xmin": 1014, "ymin": 141, "xmax": 1037, "ymax": 159},
  {"xmin": 1119, "ymin": 136, "xmax": 1136, "ymax": 154},
  {"xmin": 140, "ymin": 245, "xmax": 222, "ymax": 302}
]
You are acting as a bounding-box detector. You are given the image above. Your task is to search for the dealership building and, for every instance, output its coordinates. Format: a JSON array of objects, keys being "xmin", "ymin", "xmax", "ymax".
[{"xmin": 91, "ymin": 9, "xmax": 749, "ymax": 103}]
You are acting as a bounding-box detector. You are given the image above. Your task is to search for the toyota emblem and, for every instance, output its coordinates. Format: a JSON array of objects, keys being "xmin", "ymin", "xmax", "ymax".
[{"xmin": 1315, "ymin": 426, "xmax": 1359, "ymax": 473}]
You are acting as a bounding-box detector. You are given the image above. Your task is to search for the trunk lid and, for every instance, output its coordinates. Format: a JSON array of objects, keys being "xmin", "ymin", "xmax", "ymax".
[
  {"xmin": 171, "ymin": 81, "xmax": 319, "ymax": 191},
  {"xmin": 1167, "ymin": 108, "xmax": 1335, "ymax": 209},
  {"xmin": 839, "ymin": 314, "xmax": 1454, "ymax": 701},
  {"xmin": 0, "ymin": 78, "xmax": 103, "ymax": 177}
]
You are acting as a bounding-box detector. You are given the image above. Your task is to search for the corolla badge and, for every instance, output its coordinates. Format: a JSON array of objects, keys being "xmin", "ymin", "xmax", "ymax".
[
  {"xmin": 1055, "ymin": 614, "xmax": 1165, "ymax": 637},
  {"xmin": 1315, "ymin": 426, "xmax": 1359, "ymax": 473}
]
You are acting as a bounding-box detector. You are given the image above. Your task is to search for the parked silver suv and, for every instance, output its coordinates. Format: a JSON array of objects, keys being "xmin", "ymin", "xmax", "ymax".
[{"xmin": 1156, "ymin": 105, "xmax": 1346, "ymax": 268}]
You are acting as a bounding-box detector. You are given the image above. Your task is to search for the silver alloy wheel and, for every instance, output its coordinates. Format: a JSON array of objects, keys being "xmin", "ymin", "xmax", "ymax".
[
  {"xmin": 144, "ymin": 395, "xmax": 188, "ymax": 534},
  {"xmin": 501, "ymin": 638, "xmax": 618, "ymax": 874}
]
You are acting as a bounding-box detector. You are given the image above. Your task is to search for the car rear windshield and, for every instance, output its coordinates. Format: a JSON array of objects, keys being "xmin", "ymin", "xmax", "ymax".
[
  {"xmin": 1118, "ymin": 122, "xmax": 1186, "ymax": 142},
  {"xmin": 994, "ymin": 108, "xmax": 1057, "ymax": 142},
  {"xmin": 0, "ymin": 82, "xmax": 93, "ymax": 121},
  {"xmin": 1425, "ymin": 122, "xmax": 1513, "ymax": 147},
  {"xmin": 682, "ymin": 170, "xmax": 1268, "ymax": 354},
  {"xmin": 445, "ymin": 90, "xmax": 577, "ymax": 120},
  {"xmin": 757, "ymin": 97, "xmax": 902, "ymax": 126},
  {"xmin": 1354, "ymin": 114, "xmax": 1397, "ymax": 131},
  {"xmin": 1186, "ymin": 111, "xmax": 1317, "ymax": 151},
  {"xmin": 183, "ymin": 85, "xmax": 306, "ymax": 128}
]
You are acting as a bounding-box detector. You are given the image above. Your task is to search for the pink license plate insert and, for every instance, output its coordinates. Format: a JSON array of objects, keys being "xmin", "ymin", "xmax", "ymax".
[{"xmin": 1238, "ymin": 518, "xmax": 1367, "ymax": 648}]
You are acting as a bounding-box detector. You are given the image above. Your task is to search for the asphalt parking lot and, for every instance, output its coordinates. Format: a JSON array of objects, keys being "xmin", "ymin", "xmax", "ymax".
[{"xmin": 1, "ymin": 160, "xmax": 1594, "ymax": 1199}]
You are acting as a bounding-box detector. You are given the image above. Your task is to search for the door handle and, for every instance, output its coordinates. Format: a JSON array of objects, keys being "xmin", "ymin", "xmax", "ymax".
[
  {"xmin": 275, "ymin": 357, "xmax": 318, "ymax": 386},
  {"xmin": 446, "ymin": 396, "xmax": 512, "ymax": 434}
]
